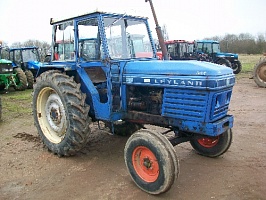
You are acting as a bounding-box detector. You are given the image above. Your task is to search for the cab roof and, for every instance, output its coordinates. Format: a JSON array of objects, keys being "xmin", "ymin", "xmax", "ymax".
[{"xmin": 50, "ymin": 11, "xmax": 148, "ymax": 25}]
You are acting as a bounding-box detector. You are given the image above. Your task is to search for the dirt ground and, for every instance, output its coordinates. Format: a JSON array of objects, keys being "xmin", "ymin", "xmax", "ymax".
[{"xmin": 0, "ymin": 74, "xmax": 265, "ymax": 200}]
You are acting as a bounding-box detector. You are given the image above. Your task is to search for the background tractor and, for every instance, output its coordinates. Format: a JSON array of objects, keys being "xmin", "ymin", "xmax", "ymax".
[
  {"xmin": 8, "ymin": 47, "xmax": 42, "ymax": 89},
  {"xmin": 195, "ymin": 40, "xmax": 242, "ymax": 74},
  {"xmin": 32, "ymin": 10, "xmax": 235, "ymax": 195},
  {"xmin": 164, "ymin": 40, "xmax": 195, "ymax": 60},
  {"xmin": 253, "ymin": 56, "xmax": 266, "ymax": 87},
  {"xmin": 0, "ymin": 42, "xmax": 27, "ymax": 91}
]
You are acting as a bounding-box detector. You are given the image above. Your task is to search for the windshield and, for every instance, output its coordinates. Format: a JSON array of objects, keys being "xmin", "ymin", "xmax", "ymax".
[
  {"xmin": 104, "ymin": 17, "xmax": 153, "ymax": 59},
  {"xmin": 22, "ymin": 49, "xmax": 39, "ymax": 62},
  {"xmin": 179, "ymin": 43, "xmax": 187, "ymax": 56},
  {"xmin": 187, "ymin": 43, "xmax": 194, "ymax": 54},
  {"xmin": 204, "ymin": 43, "xmax": 212, "ymax": 54},
  {"xmin": 79, "ymin": 38, "xmax": 99, "ymax": 61},
  {"xmin": 212, "ymin": 43, "xmax": 220, "ymax": 53},
  {"xmin": 196, "ymin": 42, "xmax": 203, "ymax": 52}
]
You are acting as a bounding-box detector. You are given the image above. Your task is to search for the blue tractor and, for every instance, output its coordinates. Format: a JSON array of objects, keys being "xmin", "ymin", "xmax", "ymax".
[
  {"xmin": 195, "ymin": 40, "xmax": 242, "ymax": 74},
  {"xmin": 32, "ymin": 11, "xmax": 235, "ymax": 194},
  {"xmin": 8, "ymin": 46, "xmax": 43, "ymax": 88}
]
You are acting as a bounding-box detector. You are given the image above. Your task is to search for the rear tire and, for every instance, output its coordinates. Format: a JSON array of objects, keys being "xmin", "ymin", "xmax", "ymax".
[
  {"xmin": 13, "ymin": 68, "xmax": 27, "ymax": 91},
  {"xmin": 216, "ymin": 58, "xmax": 232, "ymax": 68},
  {"xmin": 190, "ymin": 129, "xmax": 233, "ymax": 157},
  {"xmin": 124, "ymin": 130, "xmax": 177, "ymax": 194},
  {"xmin": 32, "ymin": 70, "xmax": 91, "ymax": 156},
  {"xmin": 253, "ymin": 58, "xmax": 266, "ymax": 87},
  {"xmin": 25, "ymin": 70, "xmax": 34, "ymax": 89}
]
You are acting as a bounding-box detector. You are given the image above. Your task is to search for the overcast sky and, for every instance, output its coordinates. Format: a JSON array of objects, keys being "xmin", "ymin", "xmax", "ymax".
[{"xmin": 0, "ymin": 0, "xmax": 265, "ymax": 45}]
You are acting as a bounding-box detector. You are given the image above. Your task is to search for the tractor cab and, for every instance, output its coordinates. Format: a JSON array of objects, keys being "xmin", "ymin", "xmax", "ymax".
[
  {"xmin": 195, "ymin": 40, "xmax": 242, "ymax": 74},
  {"xmin": 8, "ymin": 47, "xmax": 42, "ymax": 88}
]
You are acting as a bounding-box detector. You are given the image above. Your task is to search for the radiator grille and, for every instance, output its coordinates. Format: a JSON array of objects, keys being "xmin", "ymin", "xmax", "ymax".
[
  {"xmin": 162, "ymin": 88, "xmax": 209, "ymax": 121},
  {"xmin": 162, "ymin": 88, "xmax": 232, "ymax": 122}
]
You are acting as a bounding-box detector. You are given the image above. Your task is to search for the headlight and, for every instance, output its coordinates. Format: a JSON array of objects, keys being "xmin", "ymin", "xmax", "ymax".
[{"xmin": 2, "ymin": 68, "xmax": 13, "ymax": 72}]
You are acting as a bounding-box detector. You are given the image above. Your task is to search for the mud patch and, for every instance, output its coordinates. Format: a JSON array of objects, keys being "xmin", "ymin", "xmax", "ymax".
[{"xmin": 13, "ymin": 132, "xmax": 40, "ymax": 143}]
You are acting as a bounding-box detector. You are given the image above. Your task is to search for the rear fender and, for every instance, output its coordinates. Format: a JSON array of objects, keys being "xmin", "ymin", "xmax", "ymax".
[{"xmin": 76, "ymin": 67, "xmax": 111, "ymax": 120}]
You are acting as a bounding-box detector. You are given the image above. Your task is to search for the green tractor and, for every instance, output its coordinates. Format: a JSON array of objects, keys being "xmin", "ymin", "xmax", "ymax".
[{"xmin": 0, "ymin": 41, "xmax": 27, "ymax": 91}]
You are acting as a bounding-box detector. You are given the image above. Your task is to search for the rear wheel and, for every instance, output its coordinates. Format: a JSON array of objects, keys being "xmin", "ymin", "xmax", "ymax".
[
  {"xmin": 25, "ymin": 70, "xmax": 34, "ymax": 89},
  {"xmin": 13, "ymin": 68, "xmax": 27, "ymax": 91},
  {"xmin": 124, "ymin": 130, "xmax": 177, "ymax": 194},
  {"xmin": 190, "ymin": 129, "xmax": 233, "ymax": 157},
  {"xmin": 216, "ymin": 58, "xmax": 232, "ymax": 68},
  {"xmin": 32, "ymin": 70, "xmax": 91, "ymax": 156},
  {"xmin": 253, "ymin": 58, "xmax": 266, "ymax": 87}
]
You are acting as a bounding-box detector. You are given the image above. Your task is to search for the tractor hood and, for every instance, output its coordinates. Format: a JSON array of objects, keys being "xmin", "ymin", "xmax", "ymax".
[
  {"xmin": 122, "ymin": 60, "xmax": 235, "ymax": 90},
  {"xmin": 27, "ymin": 61, "xmax": 43, "ymax": 69},
  {"xmin": 216, "ymin": 52, "xmax": 238, "ymax": 59},
  {"xmin": 0, "ymin": 59, "xmax": 12, "ymax": 64},
  {"xmin": 123, "ymin": 60, "xmax": 233, "ymax": 76}
]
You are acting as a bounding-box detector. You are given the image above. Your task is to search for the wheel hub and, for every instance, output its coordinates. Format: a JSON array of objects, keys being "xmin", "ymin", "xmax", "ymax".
[
  {"xmin": 132, "ymin": 146, "xmax": 159, "ymax": 183},
  {"xmin": 198, "ymin": 136, "xmax": 219, "ymax": 148},
  {"xmin": 143, "ymin": 157, "xmax": 152, "ymax": 169},
  {"xmin": 45, "ymin": 93, "xmax": 66, "ymax": 136},
  {"xmin": 258, "ymin": 65, "xmax": 266, "ymax": 82},
  {"xmin": 50, "ymin": 107, "xmax": 61, "ymax": 124}
]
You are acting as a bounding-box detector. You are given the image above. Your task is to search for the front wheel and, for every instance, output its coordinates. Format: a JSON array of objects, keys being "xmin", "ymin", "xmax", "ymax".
[
  {"xmin": 32, "ymin": 70, "xmax": 91, "ymax": 156},
  {"xmin": 232, "ymin": 60, "xmax": 242, "ymax": 74},
  {"xmin": 13, "ymin": 68, "xmax": 27, "ymax": 91},
  {"xmin": 124, "ymin": 130, "xmax": 178, "ymax": 194},
  {"xmin": 190, "ymin": 129, "xmax": 233, "ymax": 157}
]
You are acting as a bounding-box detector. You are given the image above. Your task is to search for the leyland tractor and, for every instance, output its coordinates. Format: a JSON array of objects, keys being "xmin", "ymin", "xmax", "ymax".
[
  {"xmin": 32, "ymin": 11, "xmax": 235, "ymax": 194},
  {"xmin": 8, "ymin": 46, "xmax": 42, "ymax": 89},
  {"xmin": 0, "ymin": 42, "xmax": 27, "ymax": 91},
  {"xmin": 195, "ymin": 40, "xmax": 242, "ymax": 74}
]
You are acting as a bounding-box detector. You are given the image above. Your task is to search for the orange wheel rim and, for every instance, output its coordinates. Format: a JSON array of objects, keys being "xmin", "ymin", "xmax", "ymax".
[
  {"xmin": 132, "ymin": 146, "xmax": 159, "ymax": 183},
  {"xmin": 198, "ymin": 136, "xmax": 219, "ymax": 148}
]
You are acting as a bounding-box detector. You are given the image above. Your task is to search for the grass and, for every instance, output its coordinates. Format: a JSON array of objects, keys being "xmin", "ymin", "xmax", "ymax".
[
  {"xmin": 238, "ymin": 54, "xmax": 263, "ymax": 73},
  {"xmin": 0, "ymin": 89, "xmax": 32, "ymax": 119}
]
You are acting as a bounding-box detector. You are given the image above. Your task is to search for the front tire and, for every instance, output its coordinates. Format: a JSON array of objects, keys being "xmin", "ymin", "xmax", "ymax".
[
  {"xmin": 13, "ymin": 68, "xmax": 27, "ymax": 91},
  {"xmin": 124, "ymin": 130, "xmax": 178, "ymax": 194},
  {"xmin": 190, "ymin": 129, "xmax": 233, "ymax": 157},
  {"xmin": 253, "ymin": 58, "xmax": 266, "ymax": 87},
  {"xmin": 32, "ymin": 70, "xmax": 91, "ymax": 156},
  {"xmin": 232, "ymin": 60, "xmax": 242, "ymax": 74}
]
